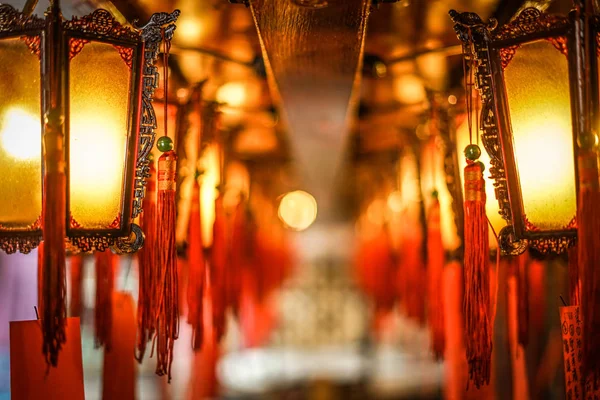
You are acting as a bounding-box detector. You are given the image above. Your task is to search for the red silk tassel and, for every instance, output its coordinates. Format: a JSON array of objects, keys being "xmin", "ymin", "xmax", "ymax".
[
  {"xmin": 578, "ymin": 150, "xmax": 600, "ymax": 376},
  {"xmin": 187, "ymin": 180, "xmax": 205, "ymax": 350},
  {"xmin": 188, "ymin": 266, "xmax": 219, "ymax": 398},
  {"xmin": 210, "ymin": 195, "xmax": 228, "ymax": 342},
  {"xmin": 463, "ymin": 161, "xmax": 492, "ymax": 388},
  {"xmin": 240, "ymin": 268, "xmax": 275, "ymax": 348},
  {"xmin": 230, "ymin": 201, "xmax": 250, "ymax": 312},
  {"xmin": 155, "ymin": 150, "xmax": 179, "ymax": 382},
  {"xmin": 37, "ymin": 242, "xmax": 44, "ymax": 317},
  {"xmin": 399, "ymin": 227, "xmax": 425, "ymax": 324},
  {"xmin": 136, "ymin": 162, "xmax": 157, "ymax": 361},
  {"xmin": 517, "ymin": 253, "xmax": 529, "ymax": 348},
  {"xmin": 528, "ymin": 259, "xmax": 545, "ymax": 336},
  {"xmin": 427, "ymin": 195, "xmax": 445, "ymax": 360},
  {"xmin": 41, "ymin": 169, "xmax": 67, "ymax": 367},
  {"xmin": 355, "ymin": 230, "xmax": 396, "ymax": 327},
  {"xmin": 69, "ymin": 256, "xmax": 85, "ymax": 318},
  {"xmin": 102, "ymin": 292, "xmax": 137, "ymax": 400},
  {"xmin": 94, "ymin": 250, "xmax": 116, "ymax": 349},
  {"xmin": 568, "ymin": 245, "xmax": 580, "ymax": 306}
]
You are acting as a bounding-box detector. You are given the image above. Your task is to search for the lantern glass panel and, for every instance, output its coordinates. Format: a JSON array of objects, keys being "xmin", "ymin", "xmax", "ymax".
[
  {"xmin": 503, "ymin": 39, "xmax": 576, "ymax": 231},
  {"xmin": 0, "ymin": 37, "xmax": 42, "ymax": 228},
  {"xmin": 69, "ymin": 41, "xmax": 132, "ymax": 229},
  {"xmin": 456, "ymin": 119, "xmax": 506, "ymax": 249}
]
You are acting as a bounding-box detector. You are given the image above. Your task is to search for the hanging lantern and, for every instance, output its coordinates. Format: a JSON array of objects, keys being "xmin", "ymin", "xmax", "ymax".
[
  {"xmin": 448, "ymin": 6, "xmax": 597, "ymax": 255},
  {"xmin": 0, "ymin": 2, "xmax": 180, "ymax": 255}
]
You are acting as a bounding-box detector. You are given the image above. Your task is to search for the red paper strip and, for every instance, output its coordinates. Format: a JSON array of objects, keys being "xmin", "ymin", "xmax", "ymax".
[
  {"xmin": 559, "ymin": 305, "xmax": 600, "ymax": 399},
  {"xmin": 10, "ymin": 317, "xmax": 84, "ymax": 400},
  {"xmin": 103, "ymin": 292, "xmax": 136, "ymax": 400}
]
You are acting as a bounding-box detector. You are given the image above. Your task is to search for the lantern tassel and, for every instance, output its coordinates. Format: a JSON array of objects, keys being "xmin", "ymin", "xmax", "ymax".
[
  {"xmin": 568, "ymin": 246, "xmax": 579, "ymax": 306},
  {"xmin": 136, "ymin": 161, "xmax": 158, "ymax": 362},
  {"xmin": 41, "ymin": 164, "xmax": 67, "ymax": 367},
  {"xmin": 94, "ymin": 250, "xmax": 116, "ymax": 350},
  {"xmin": 517, "ymin": 253, "xmax": 529, "ymax": 348},
  {"xmin": 399, "ymin": 227, "xmax": 426, "ymax": 324},
  {"xmin": 578, "ymin": 150, "xmax": 600, "ymax": 376},
  {"xmin": 463, "ymin": 158, "xmax": 492, "ymax": 388},
  {"xmin": 155, "ymin": 149, "xmax": 179, "ymax": 382},
  {"xmin": 210, "ymin": 195, "xmax": 228, "ymax": 342},
  {"xmin": 187, "ymin": 179, "xmax": 205, "ymax": 350},
  {"xmin": 427, "ymin": 193, "xmax": 445, "ymax": 360},
  {"xmin": 69, "ymin": 255, "xmax": 85, "ymax": 318}
]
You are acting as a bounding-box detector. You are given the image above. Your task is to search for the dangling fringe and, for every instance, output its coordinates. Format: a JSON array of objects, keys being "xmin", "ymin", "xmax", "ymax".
[
  {"xmin": 355, "ymin": 230, "xmax": 396, "ymax": 318},
  {"xmin": 188, "ymin": 266, "xmax": 219, "ymax": 398},
  {"xmin": 229, "ymin": 200, "xmax": 249, "ymax": 314},
  {"xmin": 136, "ymin": 162, "xmax": 157, "ymax": 362},
  {"xmin": 69, "ymin": 255, "xmax": 85, "ymax": 318},
  {"xmin": 41, "ymin": 171, "xmax": 67, "ymax": 367},
  {"xmin": 427, "ymin": 196, "xmax": 445, "ymax": 360},
  {"xmin": 463, "ymin": 161, "xmax": 492, "ymax": 388},
  {"xmin": 399, "ymin": 226, "xmax": 426, "ymax": 324},
  {"xmin": 37, "ymin": 242, "xmax": 44, "ymax": 318},
  {"xmin": 568, "ymin": 245, "xmax": 580, "ymax": 306},
  {"xmin": 95, "ymin": 250, "xmax": 116, "ymax": 350},
  {"xmin": 210, "ymin": 195, "xmax": 228, "ymax": 342},
  {"xmin": 578, "ymin": 151, "xmax": 600, "ymax": 376},
  {"xmin": 528, "ymin": 259, "xmax": 546, "ymax": 336},
  {"xmin": 102, "ymin": 292, "xmax": 137, "ymax": 400},
  {"xmin": 187, "ymin": 180, "xmax": 205, "ymax": 351},
  {"xmin": 155, "ymin": 150, "xmax": 179, "ymax": 382},
  {"xmin": 517, "ymin": 253, "xmax": 529, "ymax": 348}
]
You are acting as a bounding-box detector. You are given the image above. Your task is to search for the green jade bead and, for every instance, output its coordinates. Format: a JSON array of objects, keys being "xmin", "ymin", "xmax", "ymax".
[
  {"xmin": 464, "ymin": 144, "xmax": 481, "ymax": 161},
  {"xmin": 157, "ymin": 136, "xmax": 173, "ymax": 153}
]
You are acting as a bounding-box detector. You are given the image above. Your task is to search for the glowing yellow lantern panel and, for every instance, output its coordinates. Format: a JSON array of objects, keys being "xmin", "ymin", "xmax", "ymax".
[
  {"xmin": 0, "ymin": 37, "xmax": 42, "ymax": 228},
  {"xmin": 503, "ymin": 40, "xmax": 576, "ymax": 231},
  {"xmin": 278, "ymin": 191, "xmax": 317, "ymax": 231},
  {"xmin": 69, "ymin": 41, "xmax": 132, "ymax": 229}
]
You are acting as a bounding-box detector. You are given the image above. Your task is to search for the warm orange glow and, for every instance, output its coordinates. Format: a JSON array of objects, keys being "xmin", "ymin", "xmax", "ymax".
[
  {"xmin": 177, "ymin": 17, "xmax": 204, "ymax": 47},
  {"xmin": 216, "ymin": 82, "xmax": 247, "ymax": 107},
  {"xmin": 278, "ymin": 190, "xmax": 317, "ymax": 231},
  {"xmin": 503, "ymin": 40, "xmax": 576, "ymax": 230},
  {"xmin": 199, "ymin": 144, "xmax": 221, "ymax": 246},
  {"xmin": 1, "ymin": 108, "xmax": 40, "ymax": 161},
  {"xmin": 224, "ymin": 161, "xmax": 250, "ymax": 209},
  {"xmin": 367, "ymin": 198, "xmax": 388, "ymax": 225},
  {"xmin": 387, "ymin": 190, "xmax": 403, "ymax": 213},
  {"xmin": 393, "ymin": 74, "xmax": 426, "ymax": 104},
  {"xmin": 69, "ymin": 42, "xmax": 130, "ymax": 229}
]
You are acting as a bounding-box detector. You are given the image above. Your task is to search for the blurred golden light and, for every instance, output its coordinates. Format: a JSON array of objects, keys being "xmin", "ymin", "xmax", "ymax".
[
  {"xmin": 367, "ymin": 198, "xmax": 388, "ymax": 225},
  {"xmin": 447, "ymin": 95, "xmax": 457, "ymax": 105},
  {"xmin": 393, "ymin": 74, "xmax": 426, "ymax": 104},
  {"xmin": 199, "ymin": 144, "xmax": 221, "ymax": 247},
  {"xmin": 278, "ymin": 190, "xmax": 317, "ymax": 231},
  {"xmin": 216, "ymin": 82, "xmax": 247, "ymax": 107},
  {"xmin": 1, "ymin": 107, "xmax": 40, "ymax": 161},
  {"xmin": 176, "ymin": 17, "xmax": 203, "ymax": 47},
  {"xmin": 387, "ymin": 190, "xmax": 403, "ymax": 213}
]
